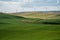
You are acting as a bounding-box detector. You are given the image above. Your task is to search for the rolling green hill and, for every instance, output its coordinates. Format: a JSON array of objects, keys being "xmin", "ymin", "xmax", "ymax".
[
  {"xmin": 0, "ymin": 12, "xmax": 60, "ymax": 40},
  {"xmin": 0, "ymin": 12, "xmax": 25, "ymax": 19}
]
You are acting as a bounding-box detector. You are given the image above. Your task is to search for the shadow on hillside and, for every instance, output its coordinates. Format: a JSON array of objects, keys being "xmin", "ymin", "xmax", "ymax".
[
  {"xmin": 0, "ymin": 16, "xmax": 25, "ymax": 19},
  {"xmin": 42, "ymin": 22, "xmax": 60, "ymax": 25},
  {"xmin": 21, "ymin": 19, "xmax": 60, "ymax": 25},
  {"xmin": 14, "ymin": 16, "xmax": 25, "ymax": 18},
  {"xmin": 54, "ymin": 39, "xmax": 60, "ymax": 40},
  {"xmin": 0, "ymin": 17, "xmax": 11, "ymax": 19},
  {"xmin": 0, "ymin": 22, "xmax": 9, "ymax": 24}
]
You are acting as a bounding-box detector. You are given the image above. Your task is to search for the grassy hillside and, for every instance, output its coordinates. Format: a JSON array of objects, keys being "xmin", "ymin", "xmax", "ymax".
[
  {"xmin": 11, "ymin": 12, "xmax": 60, "ymax": 19},
  {"xmin": 0, "ymin": 12, "xmax": 25, "ymax": 19},
  {"xmin": 0, "ymin": 12, "xmax": 60, "ymax": 40}
]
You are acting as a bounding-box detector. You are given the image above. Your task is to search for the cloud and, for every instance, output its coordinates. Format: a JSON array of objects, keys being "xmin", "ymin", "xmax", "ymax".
[
  {"xmin": 0, "ymin": 1, "xmax": 23, "ymax": 12},
  {"xmin": 20, "ymin": 0, "xmax": 60, "ymax": 8},
  {"xmin": 0, "ymin": 0, "xmax": 60, "ymax": 13},
  {"xmin": 33, "ymin": 6, "xmax": 60, "ymax": 11}
]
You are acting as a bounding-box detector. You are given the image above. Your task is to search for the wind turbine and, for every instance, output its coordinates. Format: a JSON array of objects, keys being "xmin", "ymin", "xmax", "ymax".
[{"xmin": 57, "ymin": 0, "xmax": 60, "ymax": 4}]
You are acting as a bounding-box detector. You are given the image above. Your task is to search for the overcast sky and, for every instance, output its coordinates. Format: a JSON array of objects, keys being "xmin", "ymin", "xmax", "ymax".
[{"xmin": 0, "ymin": 0, "xmax": 60, "ymax": 13}]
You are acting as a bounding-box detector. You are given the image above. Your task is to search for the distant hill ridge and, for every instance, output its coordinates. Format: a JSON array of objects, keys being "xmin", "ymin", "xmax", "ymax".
[{"xmin": 11, "ymin": 11, "xmax": 60, "ymax": 19}]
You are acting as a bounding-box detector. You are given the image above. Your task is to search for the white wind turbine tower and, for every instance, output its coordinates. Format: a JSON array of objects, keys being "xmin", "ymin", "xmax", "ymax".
[
  {"xmin": 20, "ymin": 0, "xmax": 25, "ymax": 12},
  {"xmin": 57, "ymin": 0, "xmax": 60, "ymax": 4},
  {"xmin": 15, "ymin": 0, "xmax": 22, "ymax": 12},
  {"xmin": 19, "ymin": 0, "xmax": 29, "ymax": 12},
  {"xmin": 33, "ymin": 6, "xmax": 36, "ymax": 11},
  {"xmin": 15, "ymin": 2, "xmax": 18, "ymax": 12},
  {"xmin": 45, "ymin": 6, "xmax": 48, "ymax": 11},
  {"xmin": 57, "ymin": 0, "xmax": 60, "ymax": 11}
]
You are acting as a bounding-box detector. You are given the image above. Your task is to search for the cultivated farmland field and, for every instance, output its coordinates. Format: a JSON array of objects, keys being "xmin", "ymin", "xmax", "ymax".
[{"xmin": 11, "ymin": 12, "xmax": 60, "ymax": 19}]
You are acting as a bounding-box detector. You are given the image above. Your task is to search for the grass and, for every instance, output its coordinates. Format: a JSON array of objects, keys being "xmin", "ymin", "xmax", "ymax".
[{"xmin": 0, "ymin": 13, "xmax": 60, "ymax": 40}]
